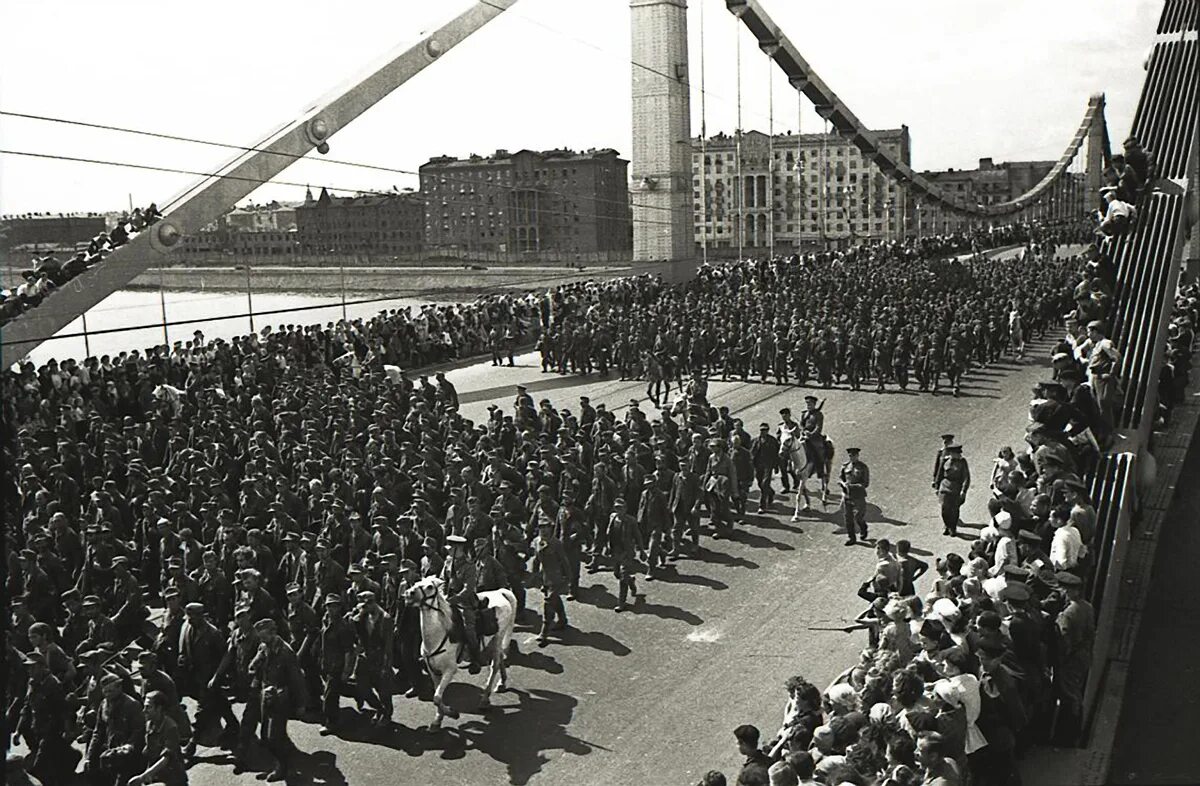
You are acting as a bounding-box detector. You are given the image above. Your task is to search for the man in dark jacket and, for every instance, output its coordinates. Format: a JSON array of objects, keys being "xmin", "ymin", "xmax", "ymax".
[
  {"xmin": 249, "ymin": 618, "xmax": 307, "ymax": 782},
  {"xmin": 316, "ymin": 595, "xmax": 355, "ymax": 733},
  {"xmin": 750, "ymin": 423, "xmax": 780, "ymax": 513},
  {"xmin": 532, "ymin": 520, "xmax": 572, "ymax": 645}
]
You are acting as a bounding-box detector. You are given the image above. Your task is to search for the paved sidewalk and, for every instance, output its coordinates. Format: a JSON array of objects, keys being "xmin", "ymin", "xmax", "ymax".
[{"xmin": 1107, "ymin": 411, "xmax": 1200, "ymax": 784}]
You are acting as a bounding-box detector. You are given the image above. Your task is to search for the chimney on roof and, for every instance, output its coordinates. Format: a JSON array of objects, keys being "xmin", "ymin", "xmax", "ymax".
[{"xmin": 978, "ymin": 157, "xmax": 994, "ymax": 171}]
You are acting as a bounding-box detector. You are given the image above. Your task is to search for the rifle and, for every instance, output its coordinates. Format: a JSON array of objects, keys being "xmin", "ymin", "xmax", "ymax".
[{"xmin": 806, "ymin": 623, "xmax": 873, "ymax": 633}]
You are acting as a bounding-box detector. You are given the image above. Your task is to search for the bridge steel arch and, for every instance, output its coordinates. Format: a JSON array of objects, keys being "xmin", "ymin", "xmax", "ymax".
[
  {"xmin": 726, "ymin": 0, "xmax": 1108, "ymax": 220},
  {"xmin": 0, "ymin": 0, "xmax": 518, "ymax": 368}
]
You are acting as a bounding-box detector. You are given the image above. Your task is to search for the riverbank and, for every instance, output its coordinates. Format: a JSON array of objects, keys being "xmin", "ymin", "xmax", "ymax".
[{"xmin": 3, "ymin": 262, "xmax": 633, "ymax": 298}]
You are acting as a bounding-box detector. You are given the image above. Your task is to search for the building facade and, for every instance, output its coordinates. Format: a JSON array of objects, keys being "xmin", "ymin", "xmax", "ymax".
[
  {"xmin": 915, "ymin": 157, "xmax": 1066, "ymax": 234},
  {"xmin": 692, "ymin": 128, "xmax": 912, "ymax": 252},
  {"xmin": 1, "ymin": 214, "xmax": 107, "ymax": 251},
  {"xmin": 420, "ymin": 148, "xmax": 631, "ymax": 256},
  {"xmin": 296, "ymin": 188, "xmax": 423, "ymax": 256}
]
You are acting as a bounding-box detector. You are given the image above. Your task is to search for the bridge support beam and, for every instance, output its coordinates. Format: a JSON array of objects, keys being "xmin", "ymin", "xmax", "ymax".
[
  {"xmin": 1085, "ymin": 93, "xmax": 1109, "ymax": 210},
  {"xmin": 630, "ymin": 0, "xmax": 694, "ymax": 262}
]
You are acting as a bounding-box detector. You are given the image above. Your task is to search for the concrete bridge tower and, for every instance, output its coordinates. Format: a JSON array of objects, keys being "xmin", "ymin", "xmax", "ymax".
[{"xmin": 630, "ymin": 0, "xmax": 693, "ymax": 262}]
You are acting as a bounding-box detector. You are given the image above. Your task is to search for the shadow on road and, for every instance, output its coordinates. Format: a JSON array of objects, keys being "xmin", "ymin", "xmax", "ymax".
[
  {"xmin": 434, "ymin": 686, "xmax": 605, "ymax": 785},
  {"xmin": 556, "ymin": 624, "xmax": 633, "ymax": 656},
  {"xmin": 741, "ymin": 510, "xmax": 806, "ymax": 534},
  {"xmin": 291, "ymin": 749, "xmax": 350, "ymax": 786},
  {"xmin": 652, "ymin": 568, "xmax": 729, "ymax": 591},
  {"xmin": 724, "ymin": 527, "xmax": 796, "ymax": 551},
  {"xmin": 508, "ymin": 646, "xmax": 566, "ymax": 674},
  {"xmin": 690, "ymin": 545, "xmax": 760, "ymax": 570}
]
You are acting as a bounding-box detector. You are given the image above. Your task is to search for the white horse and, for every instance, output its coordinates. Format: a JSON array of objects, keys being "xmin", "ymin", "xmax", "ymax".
[
  {"xmin": 403, "ymin": 576, "xmax": 517, "ymax": 729},
  {"xmin": 781, "ymin": 433, "xmax": 834, "ymax": 520}
]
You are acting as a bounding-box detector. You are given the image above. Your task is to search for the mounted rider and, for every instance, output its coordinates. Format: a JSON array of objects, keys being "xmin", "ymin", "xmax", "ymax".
[{"xmin": 439, "ymin": 535, "xmax": 482, "ymax": 674}]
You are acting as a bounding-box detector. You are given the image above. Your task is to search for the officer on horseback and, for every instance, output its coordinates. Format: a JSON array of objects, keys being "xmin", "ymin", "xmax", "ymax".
[
  {"xmin": 799, "ymin": 395, "xmax": 824, "ymax": 442},
  {"xmin": 439, "ymin": 535, "xmax": 482, "ymax": 674}
]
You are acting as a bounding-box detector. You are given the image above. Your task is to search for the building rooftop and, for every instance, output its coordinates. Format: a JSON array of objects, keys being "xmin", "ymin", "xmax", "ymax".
[{"xmin": 422, "ymin": 147, "xmax": 626, "ymax": 169}]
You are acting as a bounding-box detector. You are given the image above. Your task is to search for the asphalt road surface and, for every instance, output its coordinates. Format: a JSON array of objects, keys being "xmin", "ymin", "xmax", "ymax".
[{"xmin": 186, "ymin": 340, "xmax": 1054, "ymax": 786}]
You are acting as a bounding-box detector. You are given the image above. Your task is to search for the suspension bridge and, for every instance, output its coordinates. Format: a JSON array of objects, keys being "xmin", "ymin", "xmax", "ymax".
[{"xmin": 1, "ymin": 1, "xmax": 1197, "ymax": 784}]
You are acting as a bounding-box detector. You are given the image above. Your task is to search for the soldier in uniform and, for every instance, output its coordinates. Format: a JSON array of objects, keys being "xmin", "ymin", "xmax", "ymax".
[
  {"xmin": 931, "ymin": 433, "xmax": 955, "ymax": 491},
  {"xmin": 1052, "ymin": 572, "xmax": 1094, "ymax": 746},
  {"xmin": 937, "ymin": 443, "xmax": 971, "ymax": 536},
  {"xmin": 839, "ymin": 447, "xmax": 870, "ymax": 546},
  {"xmin": 128, "ymin": 689, "xmax": 187, "ymax": 786},
  {"xmin": 133, "ymin": 650, "xmax": 194, "ymax": 761},
  {"xmin": 18, "ymin": 651, "xmax": 77, "ymax": 784},
  {"xmin": 179, "ymin": 602, "xmax": 236, "ymax": 740},
  {"xmin": 703, "ymin": 439, "xmax": 736, "ymax": 537},
  {"xmin": 440, "ymin": 535, "xmax": 482, "ymax": 672},
  {"xmin": 285, "ymin": 583, "xmax": 321, "ymax": 715},
  {"xmin": 893, "ymin": 332, "xmax": 913, "ymax": 391},
  {"xmin": 351, "ymin": 590, "xmax": 394, "ymax": 726},
  {"xmin": 248, "ymin": 618, "xmax": 306, "ymax": 782},
  {"xmin": 668, "ymin": 455, "xmax": 701, "ymax": 551},
  {"xmin": 531, "ymin": 520, "xmax": 572, "ymax": 645},
  {"xmin": 87, "ymin": 671, "xmax": 147, "ymax": 786},
  {"xmin": 211, "ymin": 605, "xmax": 258, "ymax": 772},
  {"xmin": 316, "ymin": 595, "xmax": 355, "ymax": 733},
  {"xmin": 608, "ymin": 494, "xmax": 643, "ymax": 612},
  {"xmin": 750, "ymin": 423, "xmax": 780, "ymax": 513}
]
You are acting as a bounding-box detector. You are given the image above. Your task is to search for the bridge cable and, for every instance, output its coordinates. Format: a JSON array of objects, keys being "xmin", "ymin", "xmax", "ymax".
[{"xmin": 0, "ymin": 110, "xmax": 678, "ymax": 220}]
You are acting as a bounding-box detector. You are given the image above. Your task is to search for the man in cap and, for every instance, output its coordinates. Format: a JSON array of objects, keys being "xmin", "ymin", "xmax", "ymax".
[
  {"xmin": 750, "ymin": 423, "xmax": 780, "ymax": 513},
  {"xmin": 316, "ymin": 594, "xmax": 356, "ymax": 732},
  {"xmin": 532, "ymin": 519, "xmax": 572, "ymax": 644},
  {"xmin": 248, "ymin": 618, "xmax": 306, "ymax": 781},
  {"xmin": 17, "ymin": 650, "xmax": 78, "ymax": 784},
  {"xmin": 838, "ymin": 447, "xmax": 871, "ymax": 545},
  {"xmin": 1075, "ymin": 320, "xmax": 1121, "ymax": 419},
  {"xmin": 936, "ymin": 443, "xmax": 971, "ymax": 537},
  {"xmin": 932, "ymin": 433, "xmax": 955, "ymax": 490},
  {"xmin": 79, "ymin": 594, "xmax": 119, "ymax": 655},
  {"xmin": 285, "ymin": 582, "xmax": 322, "ymax": 714},
  {"xmin": 1052, "ymin": 571, "xmax": 1094, "ymax": 746},
  {"xmin": 602, "ymin": 494, "xmax": 641, "ymax": 613},
  {"xmin": 351, "ymin": 590, "xmax": 395, "ymax": 726},
  {"xmin": 210, "ymin": 605, "xmax": 258, "ymax": 768},
  {"xmin": 134, "ymin": 649, "xmax": 194, "ymax": 760},
  {"xmin": 179, "ymin": 601, "xmax": 236, "ymax": 739},
  {"xmin": 440, "ymin": 535, "xmax": 483, "ymax": 672},
  {"xmin": 87, "ymin": 670, "xmax": 147, "ymax": 784}
]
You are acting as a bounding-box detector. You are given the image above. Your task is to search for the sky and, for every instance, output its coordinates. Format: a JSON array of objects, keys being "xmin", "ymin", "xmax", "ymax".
[{"xmin": 0, "ymin": 0, "xmax": 1161, "ymax": 215}]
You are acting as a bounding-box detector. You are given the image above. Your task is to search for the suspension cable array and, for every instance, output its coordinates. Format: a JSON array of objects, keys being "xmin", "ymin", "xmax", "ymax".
[{"xmin": 725, "ymin": 0, "xmax": 1109, "ymax": 220}]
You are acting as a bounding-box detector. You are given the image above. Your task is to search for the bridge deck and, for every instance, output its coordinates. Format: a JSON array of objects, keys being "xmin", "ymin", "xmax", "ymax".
[{"xmin": 183, "ymin": 340, "xmax": 1054, "ymax": 786}]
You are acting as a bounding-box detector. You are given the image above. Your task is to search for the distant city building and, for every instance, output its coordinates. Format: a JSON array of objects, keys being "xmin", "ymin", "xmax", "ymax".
[
  {"xmin": 692, "ymin": 128, "xmax": 911, "ymax": 251},
  {"xmin": 225, "ymin": 202, "xmax": 298, "ymax": 233},
  {"xmin": 224, "ymin": 201, "xmax": 299, "ymax": 257},
  {"xmin": 1, "ymin": 213, "xmax": 107, "ymax": 251},
  {"xmin": 296, "ymin": 188, "xmax": 423, "ymax": 256},
  {"xmin": 916, "ymin": 157, "xmax": 1063, "ymax": 234},
  {"xmin": 419, "ymin": 148, "xmax": 631, "ymax": 255}
]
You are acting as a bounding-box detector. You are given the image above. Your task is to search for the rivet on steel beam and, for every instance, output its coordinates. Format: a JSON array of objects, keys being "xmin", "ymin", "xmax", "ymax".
[
  {"xmin": 307, "ymin": 117, "xmax": 331, "ymax": 155},
  {"xmin": 427, "ymin": 38, "xmax": 444, "ymax": 58},
  {"xmin": 157, "ymin": 222, "xmax": 180, "ymax": 247}
]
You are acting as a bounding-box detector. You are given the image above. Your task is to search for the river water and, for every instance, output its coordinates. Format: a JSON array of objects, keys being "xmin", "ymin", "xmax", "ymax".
[{"xmin": 24, "ymin": 289, "xmax": 449, "ymax": 366}]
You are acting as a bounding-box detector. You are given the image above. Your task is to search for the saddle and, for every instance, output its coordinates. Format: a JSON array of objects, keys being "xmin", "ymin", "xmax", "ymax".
[{"xmin": 448, "ymin": 595, "xmax": 497, "ymax": 644}]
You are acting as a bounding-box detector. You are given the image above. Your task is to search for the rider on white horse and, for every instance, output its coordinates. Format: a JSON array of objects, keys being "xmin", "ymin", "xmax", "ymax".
[{"xmin": 440, "ymin": 535, "xmax": 483, "ymax": 673}]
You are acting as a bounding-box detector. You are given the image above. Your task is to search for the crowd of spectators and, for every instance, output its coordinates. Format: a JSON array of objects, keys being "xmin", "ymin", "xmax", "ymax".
[{"xmin": 1, "ymin": 205, "xmax": 162, "ymax": 328}]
